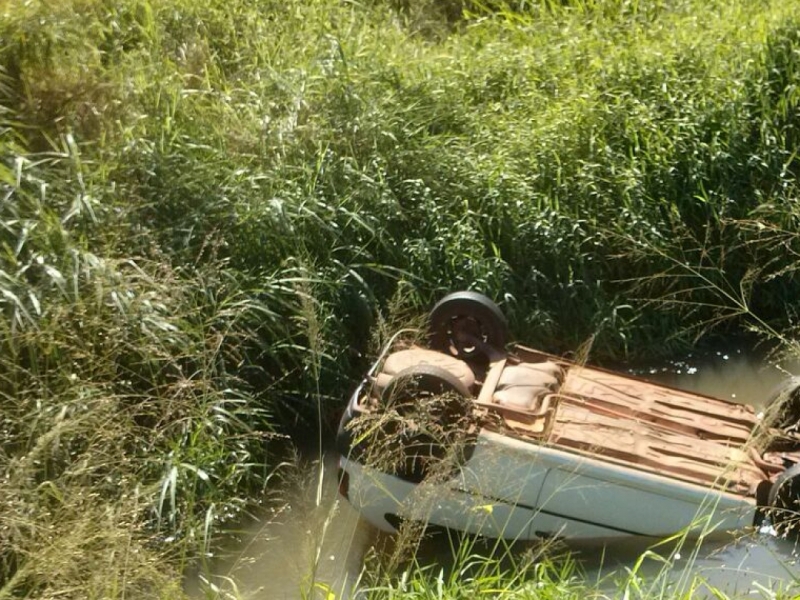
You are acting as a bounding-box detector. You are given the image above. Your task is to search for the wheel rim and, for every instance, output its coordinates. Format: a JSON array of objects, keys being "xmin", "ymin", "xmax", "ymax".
[{"xmin": 428, "ymin": 291, "xmax": 508, "ymax": 360}]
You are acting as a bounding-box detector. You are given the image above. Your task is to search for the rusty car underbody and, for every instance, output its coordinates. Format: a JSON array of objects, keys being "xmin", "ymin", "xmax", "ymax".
[{"xmin": 337, "ymin": 292, "xmax": 800, "ymax": 540}]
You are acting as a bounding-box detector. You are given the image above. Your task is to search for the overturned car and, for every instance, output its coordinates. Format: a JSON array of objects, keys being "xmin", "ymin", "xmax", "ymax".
[{"xmin": 336, "ymin": 292, "xmax": 800, "ymax": 540}]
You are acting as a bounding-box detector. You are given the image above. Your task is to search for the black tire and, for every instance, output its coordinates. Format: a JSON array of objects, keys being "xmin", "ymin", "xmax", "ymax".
[
  {"xmin": 379, "ymin": 364, "xmax": 474, "ymax": 483},
  {"xmin": 428, "ymin": 291, "xmax": 509, "ymax": 361},
  {"xmin": 764, "ymin": 376, "xmax": 800, "ymax": 432},
  {"xmin": 382, "ymin": 363, "xmax": 471, "ymax": 408},
  {"xmin": 768, "ymin": 463, "xmax": 800, "ymax": 535}
]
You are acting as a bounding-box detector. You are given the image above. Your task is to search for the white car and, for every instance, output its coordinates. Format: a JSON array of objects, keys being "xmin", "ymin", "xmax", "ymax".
[{"xmin": 336, "ymin": 292, "xmax": 800, "ymax": 540}]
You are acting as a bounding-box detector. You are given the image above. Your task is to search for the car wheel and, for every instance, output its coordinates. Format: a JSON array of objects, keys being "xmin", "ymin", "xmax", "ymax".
[
  {"xmin": 382, "ymin": 363, "xmax": 472, "ymax": 407},
  {"xmin": 379, "ymin": 364, "xmax": 475, "ymax": 483},
  {"xmin": 764, "ymin": 376, "xmax": 800, "ymax": 431},
  {"xmin": 428, "ymin": 291, "xmax": 509, "ymax": 361},
  {"xmin": 768, "ymin": 462, "xmax": 800, "ymax": 535}
]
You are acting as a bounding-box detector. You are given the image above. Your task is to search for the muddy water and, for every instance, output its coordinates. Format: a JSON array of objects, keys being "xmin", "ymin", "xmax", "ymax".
[
  {"xmin": 184, "ymin": 456, "xmax": 375, "ymax": 600},
  {"xmin": 189, "ymin": 349, "xmax": 800, "ymax": 599}
]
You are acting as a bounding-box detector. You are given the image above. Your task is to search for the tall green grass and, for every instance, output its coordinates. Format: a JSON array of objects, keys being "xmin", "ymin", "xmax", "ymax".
[
  {"xmin": 356, "ymin": 524, "xmax": 800, "ymax": 600},
  {"xmin": 0, "ymin": 143, "xmax": 279, "ymax": 597},
  {"xmin": 5, "ymin": 0, "xmax": 800, "ymax": 358},
  {"xmin": 3, "ymin": 0, "xmax": 800, "ymax": 596}
]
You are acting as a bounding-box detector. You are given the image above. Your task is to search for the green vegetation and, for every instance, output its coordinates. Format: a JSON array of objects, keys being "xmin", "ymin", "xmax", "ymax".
[
  {"xmin": 2, "ymin": 0, "xmax": 800, "ymax": 597},
  {"xmin": 359, "ymin": 549, "xmax": 800, "ymax": 600}
]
